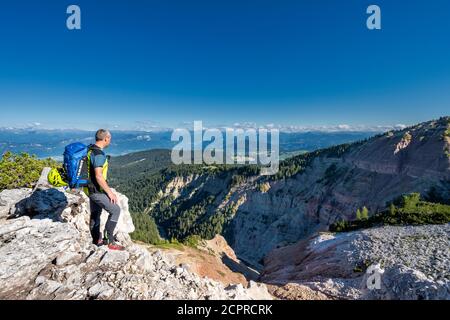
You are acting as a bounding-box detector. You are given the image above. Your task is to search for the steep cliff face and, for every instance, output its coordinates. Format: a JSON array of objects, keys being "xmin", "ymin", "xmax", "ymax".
[
  {"xmin": 344, "ymin": 119, "xmax": 449, "ymax": 178},
  {"xmin": 221, "ymin": 118, "xmax": 450, "ymax": 265},
  {"xmin": 146, "ymin": 118, "xmax": 449, "ymax": 266},
  {"xmin": 0, "ymin": 185, "xmax": 272, "ymax": 300}
]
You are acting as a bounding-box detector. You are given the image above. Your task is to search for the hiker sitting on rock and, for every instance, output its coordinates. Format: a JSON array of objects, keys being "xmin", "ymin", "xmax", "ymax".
[{"xmin": 85, "ymin": 129, "xmax": 124, "ymax": 251}]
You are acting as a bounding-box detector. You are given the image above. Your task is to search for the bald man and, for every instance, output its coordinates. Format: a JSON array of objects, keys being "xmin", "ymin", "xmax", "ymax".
[{"xmin": 86, "ymin": 129, "xmax": 124, "ymax": 250}]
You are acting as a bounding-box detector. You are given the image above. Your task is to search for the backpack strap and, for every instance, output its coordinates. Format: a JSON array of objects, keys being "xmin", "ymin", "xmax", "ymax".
[{"xmin": 85, "ymin": 145, "xmax": 108, "ymax": 195}]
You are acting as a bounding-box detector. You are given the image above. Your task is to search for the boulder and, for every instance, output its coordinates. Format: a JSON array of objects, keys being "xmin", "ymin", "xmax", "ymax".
[
  {"xmin": 100, "ymin": 250, "xmax": 130, "ymax": 267},
  {"xmin": 98, "ymin": 189, "xmax": 135, "ymax": 243},
  {"xmin": 0, "ymin": 183, "xmax": 272, "ymax": 300},
  {"xmin": 0, "ymin": 188, "xmax": 32, "ymax": 219}
]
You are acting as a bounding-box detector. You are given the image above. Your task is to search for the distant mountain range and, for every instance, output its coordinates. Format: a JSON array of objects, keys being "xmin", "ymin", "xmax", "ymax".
[
  {"xmin": 0, "ymin": 129, "xmax": 174, "ymax": 159},
  {"xmin": 0, "ymin": 128, "xmax": 377, "ymax": 159}
]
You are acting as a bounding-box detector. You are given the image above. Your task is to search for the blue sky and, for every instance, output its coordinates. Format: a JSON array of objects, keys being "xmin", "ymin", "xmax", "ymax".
[{"xmin": 0, "ymin": 0, "xmax": 449, "ymax": 130}]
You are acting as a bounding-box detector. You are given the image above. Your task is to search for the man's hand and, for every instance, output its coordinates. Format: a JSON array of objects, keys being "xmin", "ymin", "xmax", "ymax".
[{"xmin": 108, "ymin": 191, "xmax": 118, "ymax": 204}]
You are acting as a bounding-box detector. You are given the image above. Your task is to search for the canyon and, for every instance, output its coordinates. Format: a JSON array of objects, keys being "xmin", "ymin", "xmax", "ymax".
[
  {"xmin": 142, "ymin": 117, "xmax": 449, "ymax": 266},
  {"xmin": 0, "ymin": 117, "xmax": 448, "ymax": 300}
]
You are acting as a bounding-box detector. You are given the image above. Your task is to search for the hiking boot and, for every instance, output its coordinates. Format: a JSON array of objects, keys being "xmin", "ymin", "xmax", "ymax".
[
  {"xmin": 96, "ymin": 239, "xmax": 104, "ymax": 247},
  {"xmin": 107, "ymin": 242, "xmax": 125, "ymax": 251}
]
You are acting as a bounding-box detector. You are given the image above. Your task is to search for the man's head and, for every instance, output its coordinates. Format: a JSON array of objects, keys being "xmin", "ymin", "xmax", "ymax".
[{"xmin": 95, "ymin": 129, "xmax": 112, "ymax": 148}]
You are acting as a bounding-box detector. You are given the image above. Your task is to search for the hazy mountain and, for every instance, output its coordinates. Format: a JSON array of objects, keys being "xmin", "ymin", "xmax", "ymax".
[
  {"xmin": 0, "ymin": 127, "xmax": 376, "ymax": 159},
  {"xmin": 0, "ymin": 129, "xmax": 175, "ymax": 159}
]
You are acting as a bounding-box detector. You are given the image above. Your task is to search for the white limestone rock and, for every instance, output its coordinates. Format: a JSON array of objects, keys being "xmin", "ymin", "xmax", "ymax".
[{"xmin": 0, "ymin": 183, "xmax": 272, "ymax": 300}]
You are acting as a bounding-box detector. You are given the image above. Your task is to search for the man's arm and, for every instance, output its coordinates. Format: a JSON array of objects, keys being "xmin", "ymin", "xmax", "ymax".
[{"xmin": 94, "ymin": 167, "xmax": 118, "ymax": 204}]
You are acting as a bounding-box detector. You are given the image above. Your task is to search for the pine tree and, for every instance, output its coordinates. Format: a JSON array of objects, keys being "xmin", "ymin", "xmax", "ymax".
[
  {"xmin": 361, "ymin": 206, "xmax": 369, "ymax": 220},
  {"xmin": 389, "ymin": 203, "xmax": 396, "ymax": 215},
  {"xmin": 356, "ymin": 208, "xmax": 362, "ymax": 220}
]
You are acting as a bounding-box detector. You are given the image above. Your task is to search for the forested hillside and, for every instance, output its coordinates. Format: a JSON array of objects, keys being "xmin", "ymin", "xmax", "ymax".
[{"xmin": 108, "ymin": 117, "xmax": 450, "ymax": 265}]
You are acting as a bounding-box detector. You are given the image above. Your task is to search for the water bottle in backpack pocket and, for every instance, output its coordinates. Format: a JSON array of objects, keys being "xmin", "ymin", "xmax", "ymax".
[{"xmin": 63, "ymin": 142, "xmax": 91, "ymax": 188}]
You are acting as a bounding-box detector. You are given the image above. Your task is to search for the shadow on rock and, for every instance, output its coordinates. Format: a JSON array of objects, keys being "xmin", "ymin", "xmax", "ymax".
[
  {"xmin": 13, "ymin": 188, "xmax": 69, "ymax": 221},
  {"xmin": 221, "ymin": 254, "xmax": 260, "ymax": 282}
]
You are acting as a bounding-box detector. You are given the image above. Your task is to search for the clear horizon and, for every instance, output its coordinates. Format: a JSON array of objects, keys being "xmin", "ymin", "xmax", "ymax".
[{"xmin": 0, "ymin": 120, "xmax": 414, "ymax": 133}]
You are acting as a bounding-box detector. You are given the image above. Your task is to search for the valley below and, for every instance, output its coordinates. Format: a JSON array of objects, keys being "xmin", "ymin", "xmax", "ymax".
[
  {"xmin": 0, "ymin": 117, "xmax": 449, "ymax": 300},
  {"xmin": 106, "ymin": 116, "xmax": 450, "ymax": 299}
]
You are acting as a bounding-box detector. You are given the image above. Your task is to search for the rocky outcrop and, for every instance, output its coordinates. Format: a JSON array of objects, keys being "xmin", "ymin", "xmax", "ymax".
[
  {"xmin": 394, "ymin": 131, "xmax": 412, "ymax": 155},
  {"xmin": 0, "ymin": 184, "xmax": 272, "ymax": 300},
  {"xmin": 220, "ymin": 117, "xmax": 450, "ymax": 265},
  {"xmin": 262, "ymin": 224, "xmax": 450, "ymax": 300}
]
